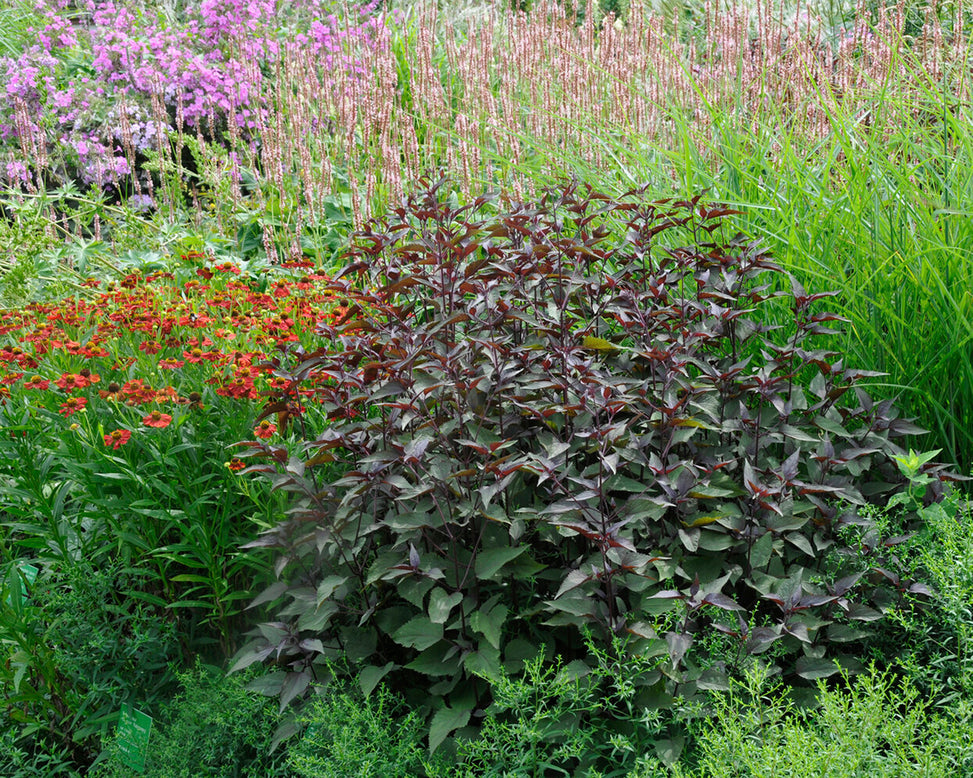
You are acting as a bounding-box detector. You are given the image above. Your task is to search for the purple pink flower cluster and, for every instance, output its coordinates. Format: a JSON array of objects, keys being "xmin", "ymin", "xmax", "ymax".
[{"xmin": 0, "ymin": 0, "xmax": 390, "ymax": 192}]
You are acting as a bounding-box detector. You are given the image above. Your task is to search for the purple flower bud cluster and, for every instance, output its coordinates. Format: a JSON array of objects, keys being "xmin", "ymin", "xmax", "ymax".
[{"xmin": 0, "ymin": 0, "xmax": 390, "ymax": 194}]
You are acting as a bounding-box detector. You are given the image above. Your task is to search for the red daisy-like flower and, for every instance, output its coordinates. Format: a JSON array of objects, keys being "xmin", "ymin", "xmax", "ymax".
[
  {"xmin": 158, "ymin": 358, "xmax": 185, "ymax": 370},
  {"xmin": 103, "ymin": 429, "xmax": 132, "ymax": 449},
  {"xmin": 226, "ymin": 458, "xmax": 246, "ymax": 472},
  {"xmin": 253, "ymin": 420, "xmax": 277, "ymax": 439},
  {"xmin": 55, "ymin": 372, "xmax": 89, "ymax": 391},
  {"xmin": 24, "ymin": 375, "xmax": 50, "ymax": 390},
  {"xmin": 59, "ymin": 396, "xmax": 87, "ymax": 416},
  {"xmin": 142, "ymin": 410, "xmax": 172, "ymax": 428}
]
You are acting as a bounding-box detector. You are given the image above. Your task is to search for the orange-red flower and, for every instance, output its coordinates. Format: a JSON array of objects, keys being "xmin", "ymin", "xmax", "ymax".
[
  {"xmin": 253, "ymin": 420, "xmax": 277, "ymax": 439},
  {"xmin": 55, "ymin": 372, "xmax": 90, "ymax": 391},
  {"xmin": 103, "ymin": 429, "xmax": 132, "ymax": 449},
  {"xmin": 226, "ymin": 458, "xmax": 246, "ymax": 472},
  {"xmin": 24, "ymin": 375, "xmax": 50, "ymax": 390},
  {"xmin": 59, "ymin": 396, "xmax": 87, "ymax": 416},
  {"xmin": 142, "ymin": 410, "xmax": 172, "ymax": 428}
]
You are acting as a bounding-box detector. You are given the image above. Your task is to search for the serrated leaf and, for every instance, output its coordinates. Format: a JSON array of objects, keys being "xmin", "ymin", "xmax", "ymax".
[
  {"xmin": 279, "ymin": 671, "xmax": 311, "ymax": 712},
  {"xmin": 470, "ymin": 604, "xmax": 508, "ymax": 650},
  {"xmin": 229, "ymin": 644, "xmax": 273, "ymax": 674},
  {"xmin": 665, "ymin": 631, "xmax": 693, "ymax": 664},
  {"xmin": 750, "ymin": 531, "xmax": 774, "ymax": 570},
  {"xmin": 785, "ymin": 532, "xmax": 814, "ymax": 557},
  {"xmin": 702, "ymin": 592, "xmax": 744, "ymax": 611},
  {"xmin": 464, "ymin": 643, "xmax": 502, "ymax": 680},
  {"xmin": 407, "ymin": 645, "xmax": 458, "ymax": 677},
  {"xmin": 475, "ymin": 546, "xmax": 527, "ymax": 579},
  {"xmin": 298, "ymin": 600, "xmax": 339, "ymax": 632},
  {"xmin": 247, "ymin": 582, "xmax": 289, "ymax": 610},
  {"xmin": 359, "ymin": 662, "xmax": 396, "ymax": 697},
  {"xmin": 605, "ymin": 474, "xmax": 649, "ymax": 493},
  {"xmin": 697, "ymin": 530, "xmax": 734, "ymax": 551},
  {"xmin": 827, "ymin": 623, "xmax": 868, "ymax": 642},
  {"xmin": 677, "ymin": 527, "xmax": 699, "ymax": 552},
  {"xmin": 385, "ymin": 511, "xmax": 439, "ymax": 531},
  {"xmin": 795, "ymin": 656, "xmax": 839, "ymax": 679},
  {"xmin": 428, "ymin": 589, "xmax": 463, "ymax": 624},
  {"xmin": 392, "ymin": 616, "xmax": 443, "ymax": 650},
  {"xmin": 316, "ymin": 575, "xmax": 347, "ymax": 603},
  {"xmin": 429, "ymin": 704, "xmax": 472, "ymax": 753},
  {"xmin": 814, "ymin": 415, "xmax": 850, "ymax": 437},
  {"xmin": 555, "ymin": 569, "xmax": 591, "ymax": 599},
  {"xmin": 696, "ymin": 666, "xmax": 730, "ymax": 691}
]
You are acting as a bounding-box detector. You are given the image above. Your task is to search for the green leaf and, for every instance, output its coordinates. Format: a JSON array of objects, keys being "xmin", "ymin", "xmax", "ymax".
[
  {"xmin": 697, "ymin": 530, "xmax": 733, "ymax": 551},
  {"xmin": 398, "ymin": 577, "xmax": 435, "ymax": 609},
  {"xmin": 470, "ymin": 604, "xmax": 508, "ymax": 650},
  {"xmin": 407, "ymin": 645, "xmax": 460, "ymax": 677},
  {"xmin": 429, "ymin": 704, "xmax": 472, "ymax": 754},
  {"xmin": 750, "ymin": 531, "xmax": 774, "ymax": 570},
  {"xmin": 248, "ymin": 582, "xmax": 289, "ymax": 610},
  {"xmin": 582, "ymin": 335, "xmax": 620, "ymax": 352},
  {"xmin": 605, "ymin": 474, "xmax": 649, "ymax": 493},
  {"xmin": 653, "ymin": 735, "xmax": 685, "ymax": 767},
  {"xmin": 297, "ymin": 601, "xmax": 339, "ymax": 632},
  {"xmin": 392, "ymin": 616, "xmax": 443, "ymax": 651},
  {"xmin": 475, "ymin": 546, "xmax": 527, "ymax": 579},
  {"xmin": 339, "ymin": 626, "xmax": 377, "ymax": 663},
  {"xmin": 428, "ymin": 589, "xmax": 463, "ymax": 624},
  {"xmin": 464, "ymin": 643, "xmax": 502, "ymax": 680},
  {"xmin": 795, "ymin": 656, "xmax": 839, "ymax": 680},
  {"xmin": 814, "ymin": 415, "xmax": 850, "ymax": 438},
  {"xmin": 386, "ymin": 511, "xmax": 442, "ymax": 531},
  {"xmin": 359, "ymin": 662, "xmax": 397, "ymax": 697},
  {"xmin": 315, "ymin": 575, "xmax": 347, "ymax": 603},
  {"xmin": 785, "ymin": 531, "xmax": 814, "ymax": 557},
  {"xmin": 279, "ymin": 671, "xmax": 311, "ymax": 712}
]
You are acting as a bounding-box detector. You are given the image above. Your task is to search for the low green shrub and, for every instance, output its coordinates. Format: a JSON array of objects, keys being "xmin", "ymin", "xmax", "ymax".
[
  {"xmin": 0, "ymin": 559, "xmax": 180, "ymax": 769},
  {"xmin": 288, "ymin": 681, "xmax": 446, "ymax": 778},
  {"xmin": 852, "ymin": 453, "xmax": 973, "ymax": 705},
  {"xmin": 0, "ymin": 714, "xmax": 79, "ymax": 778},
  {"xmin": 92, "ymin": 663, "xmax": 290, "ymax": 778},
  {"xmin": 448, "ymin": 639, "xmax": 679, "ymax": 777},
  {"xmin": 666, "ymin": 664, "xmax": 973, "ymax": 778}
]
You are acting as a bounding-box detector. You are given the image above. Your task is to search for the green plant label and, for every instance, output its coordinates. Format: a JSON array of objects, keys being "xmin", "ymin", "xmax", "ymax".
[
  {"xmin": 117, "ymin": 703, "xmax": 152, "ymax": 773},
  {"xmin": 19, "ymin": 563, "xmax": 38, "ymax": 586}
]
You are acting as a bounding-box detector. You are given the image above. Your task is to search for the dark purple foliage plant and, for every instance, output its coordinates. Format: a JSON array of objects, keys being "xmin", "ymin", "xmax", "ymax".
[{"xmin": 232, "ymin": 178, "xmax": 950, "ymax": 754}]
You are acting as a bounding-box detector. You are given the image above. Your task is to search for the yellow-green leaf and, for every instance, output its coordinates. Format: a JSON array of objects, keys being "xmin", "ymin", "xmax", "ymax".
[{"xmin": 582, "ymin": 335, "xmax": 619, "ymax": 352}]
